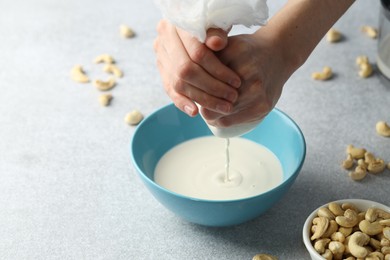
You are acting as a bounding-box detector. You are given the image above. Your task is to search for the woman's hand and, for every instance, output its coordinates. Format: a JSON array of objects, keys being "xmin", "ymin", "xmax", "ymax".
[
  {"xmin": 201, "ymin": 29, "xmax": 292, "ymax": 128},
  {"xmin": 153, "ymin": 20, "xmax": 241, "ymax": 117}
]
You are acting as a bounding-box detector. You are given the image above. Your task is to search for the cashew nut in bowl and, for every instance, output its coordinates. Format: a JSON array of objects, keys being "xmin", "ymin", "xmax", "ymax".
[
  {"xmin": 359, "ymin": 220, "xmax": 383, "ymax": 236},
  {"xmin": 311, "ymin": 216, "xmax": 330, "ymax": 240},
  {"xmin": 376, "ymin": 121, "xmax": 390, "ymax": 137},
  {"xmin": 318, "ymin": 207, "xmax": 336, "ymax": 220},
  {"xmin": 314, "ymin": 238, "xmax": 331, "ymax": 254},
  {"xmin": 349, "ymin": 231, "xmax": 370, "ymax": 258},
  {"xmin": 304, "ymin": 200, "xmax": 390, "ymax": 260},
  {"xmin": 366, "ymin": 208, "xmax": 390, "ymax": 222}
]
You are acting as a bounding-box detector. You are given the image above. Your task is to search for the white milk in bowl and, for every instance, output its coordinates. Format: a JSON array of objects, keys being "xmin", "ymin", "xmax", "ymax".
[{"xmin": 154, "ymin": 136, "xmax": 283, "ymax": 201}]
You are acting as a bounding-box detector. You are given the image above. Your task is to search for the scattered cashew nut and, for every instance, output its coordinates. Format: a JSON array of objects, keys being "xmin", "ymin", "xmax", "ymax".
[
  {"xmin": 70, "ymin": 65, "xmax": 89, "ymax": 83},
  {"xmin": 348, "ymin": 165, "xmax": 367, "ymax": 181},
  {"xmin": 361, "ymin": 25, "xmax": 378, "ymax": 39},
  {"xmin": 367, "ymin": 158, "xmax": 386, "ymax": 174},
  {"xmin": 93, "ymin": 77, "xmax": 116, "ymax": 91},
  {"xmin": 356, "ymin": 55, "xmax": 374, "ymax": 78},
  {"xmin": 326, "ymin": 28, "xmax": 342, "ymax": 43},
  {"xmin": 376, "ymin": 121, "xmax": 390, "ymax": 137},
  {"xmin": 103, "ymin": 64, "xmax": 123, "ymax": 78},
  {"xmin": 120, "ymin": 24, "xmax": 136, "ymax": 38},
  {"xmin": 312, "ymin": 66, "xmax": 333, "ymax": 80},
  {"xmin": 342, "ymin": 154, "xmax": 354, "ymax": 169},
  {"xmin": 346, "ymin": 145, "xmax": 366, "ymax": 160},
  {"xmin": 94, "ymin": 54, "xmax": 115, "ymax": 64},
  {"xmin": 99, "ymin": 94, "xmax": 113, "ymax": 107},
  {"xmin": 124, "ymin": 110, "xmax": 144, "ymax": 126}
]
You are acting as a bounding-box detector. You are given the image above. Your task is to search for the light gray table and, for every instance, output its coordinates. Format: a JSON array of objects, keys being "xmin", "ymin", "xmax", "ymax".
[{"xmin": 0, "ymin": 0, "xmax": 389, "ymax": 259}]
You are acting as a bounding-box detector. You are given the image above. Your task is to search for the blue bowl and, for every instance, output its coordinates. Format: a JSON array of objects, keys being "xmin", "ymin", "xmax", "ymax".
[{"xmin": 131, "ymin": 103, "xmax": 306, "ymax": 227}]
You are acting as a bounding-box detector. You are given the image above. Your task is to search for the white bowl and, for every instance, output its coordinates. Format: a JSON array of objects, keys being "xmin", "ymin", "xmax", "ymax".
[{"xmin": 302, "ymin": 199, "xmax": 390, "ymax": 260}]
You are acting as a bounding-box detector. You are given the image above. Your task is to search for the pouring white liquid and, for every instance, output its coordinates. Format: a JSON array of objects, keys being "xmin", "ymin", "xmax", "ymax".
[{"xmin": 154, "ymin": 136, "xmax": 283, "ymax": 200}]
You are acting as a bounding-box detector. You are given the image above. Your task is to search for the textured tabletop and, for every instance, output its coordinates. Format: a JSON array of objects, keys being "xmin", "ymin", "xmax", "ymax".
[{"xmin": 0, "ymin": 0, "xmax": 389, "ymax": 259}]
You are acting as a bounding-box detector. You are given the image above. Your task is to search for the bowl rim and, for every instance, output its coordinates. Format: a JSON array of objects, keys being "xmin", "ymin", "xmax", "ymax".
[
  {"xmin": 302, "ymin": 198, "xmax": 390, "ymax": 259},
  {"xmin": 131, "ymin": 103, "xmax": 306, "ymax": 203}
]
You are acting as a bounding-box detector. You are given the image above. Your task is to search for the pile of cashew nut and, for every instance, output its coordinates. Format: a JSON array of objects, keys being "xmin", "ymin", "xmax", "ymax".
[
  {"xmin": 342, "ymin": 145, "xmax": 389, "ymax": 181},
  {"xmin": 310, "ymin": 201, "xmax": 390, "ymax": 260}
]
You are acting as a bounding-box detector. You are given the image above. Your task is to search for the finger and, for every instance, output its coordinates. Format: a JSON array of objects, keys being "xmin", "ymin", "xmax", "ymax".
[
  {"xmin": 176, "ymin": 27, "xmax": 241, "ymax": 89},
  {"xmin": 204, "ymin": 28, "xmax": 229, "ymax": 51},
  {"xmin": 212, "ymin": 106, "xmax": 269, "ymax": 128},
  {"xmin": 156, "ymin": 60, "xmax": 198, "ymax": 117}
]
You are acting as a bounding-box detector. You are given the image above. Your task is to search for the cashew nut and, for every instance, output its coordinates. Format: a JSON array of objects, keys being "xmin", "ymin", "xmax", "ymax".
[
  {"xmin": 321, "ymin": 249, "xmax": 333, "ymax": 260},
  {"xmin": 356, "ymin": 55, "xmax": 374, "ymax": 78},
  {"xmin": 336, "ymin": 209, "xmax": 359, "ymax": 228},
  {"xmin": 338, "ymin": 226, "xmax": 353, "ymax": 237},
  {"xmin": 343, "ymin": 257, "xmax": 355, "ymax": 260},
  {"xmin": 93, "ymin": 77, "xmax": 116, "ymax": 91},
  {"xmin": 347, "ymin": 145, "xmax": 366, "ymax": 159},
  {"xmin": 366, "ymin": 251, "xmax": 385, "ymax": 260},
  {"xmin": 359, "ymin": 220, "xmax": 384, "ymax": 236},
  {"xmin": 365, "ymin": 152, "xmax": 376, "ymax": 164},
  {"xmin": 331, "ymin": 232, "xmax": 346, "ymax": 243},
  {"xmin": 314, "ymin": 238, "xmax": 331, "ymax": 254},
  {"xmin": 318, "ymin": 207, "xmax": 336, "ymax": 220},
  {"xmin": 342, "ymin": 154, "xmax": 354, "ymax": 169},
  {"xmin": 361, "ymin": 25, "xmax": 378, "ymax": 39},
  {"xmin": 348, "ymin": 231, "xmax": 370, "ymax": 258},
  {"xmin": 382, "ymin": 238, "xmax": 390, "ymax": 247},
  {"xmin": 70, "ymin": 65, "xmax": 89, "ymax": 83},
  {"xmin": 384, "ymin": 227, "xmax": 390, "ymax": 240},
  {"xmin": 349, "ymin": 165, "xmax": 367, "ymax": 181},
  {"xmin": 120, "ymin": 24, "xmax": 135, "ymax": 38},
  {"xmin": 370, "ymin": 237, "xmax": 382, "ymax": 251},
  {"xmin": 311, "ymin": 216, "xmax": 330, "ymax": 240},
  {"xmin": 124, "ymin": 110, "xmax": 144, "ymax": 126},
  {"xmin": 376, "ymin": 121, "xmax": 390, "ymax": 137},
  {"xmin": 385, "ymin": 253, "xmax": 390, "ymax": 260},
  {"xmin": 380, "ymin": 219, "xmax": 390, "ymax": 226},
  {"xmin": 366, "ymin": 208, "xmax": 390, "ymax": 222},
  {"xmin": 368, "ymin": 159, "xmax": 386, "ymax": 174},
  {"xmin": 329, "ymin": 202, "xmax": 345, "ymax": 217},
  {"xmin": 328, "ymin": 241, "xmax": 345, "ymax": 259},
  {"xmin": 99, "ymin": 94, "xmax": 113, "ymax": 107},
  {"xmin": 383, "ymin": 246, "xmax": 390, "ymax": 255},
  {"xmin": 252, "ymin": 254, "xmax": 277, "ymax": 260},
  {"xmin": 312, "ymin": 66, "xmax": 333, "ymax": 80},
  {"xmin": 342, "ymin": 203, "xmax": 359, "ymax": 213},
  {"xmin": 322, "ymin": 220, "xmax": 339, "ymax": 238},
  {"xmin": 326, "ymin": 28, "xmax": 342, "ymax": 42},
  {"xmin": 103, "ymin": 64, "xmax": 123, "ymax": 78},
  {"xmin": 357, "ymin": 159, "xmax": 368, "ymax": 170},
  {"xmin": 94, "ymin": 54, "xmax": 115, "ymax": 64}
]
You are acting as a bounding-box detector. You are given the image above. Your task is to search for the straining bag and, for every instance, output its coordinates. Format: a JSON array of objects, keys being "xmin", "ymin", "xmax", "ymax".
[{"xmin": 155, "ymin": 0, "xmax": 268, "ymax": 42}]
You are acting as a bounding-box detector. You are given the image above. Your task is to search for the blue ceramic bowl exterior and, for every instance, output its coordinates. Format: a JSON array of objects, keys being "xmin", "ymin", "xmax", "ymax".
[{"xmin": 131, "ymin": 104, "xmax": 306, "ymax": 227}]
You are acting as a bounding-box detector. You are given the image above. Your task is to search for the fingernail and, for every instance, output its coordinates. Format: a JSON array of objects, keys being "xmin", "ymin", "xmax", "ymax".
[
  {"xmin": 230, "ymin": 79, "xmax": 241, "ymax": 88},
  {"xmin": 225, "ymin": 92, "xmax": 237, "ymax": 103},
  {"xmin": 184, "ymin": 105, "xmax": 195, "ymax": 116}
]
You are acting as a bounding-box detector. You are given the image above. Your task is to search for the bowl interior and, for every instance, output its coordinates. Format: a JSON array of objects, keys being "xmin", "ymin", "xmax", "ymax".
[{"xmin": 131, "ymin": 104, "xmax": 306, "ymax": 191}]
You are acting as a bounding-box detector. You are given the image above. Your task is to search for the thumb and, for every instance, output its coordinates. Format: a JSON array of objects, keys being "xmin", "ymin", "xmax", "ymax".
[{"xmin": 204, "ymin": 28, "xmax": 230, "ymax": 51}]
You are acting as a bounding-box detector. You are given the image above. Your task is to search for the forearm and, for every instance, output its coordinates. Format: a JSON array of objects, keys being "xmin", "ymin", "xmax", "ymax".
[{"xmin": 258, "ymin": 0, "xmax": 355, "ymax": 75}]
